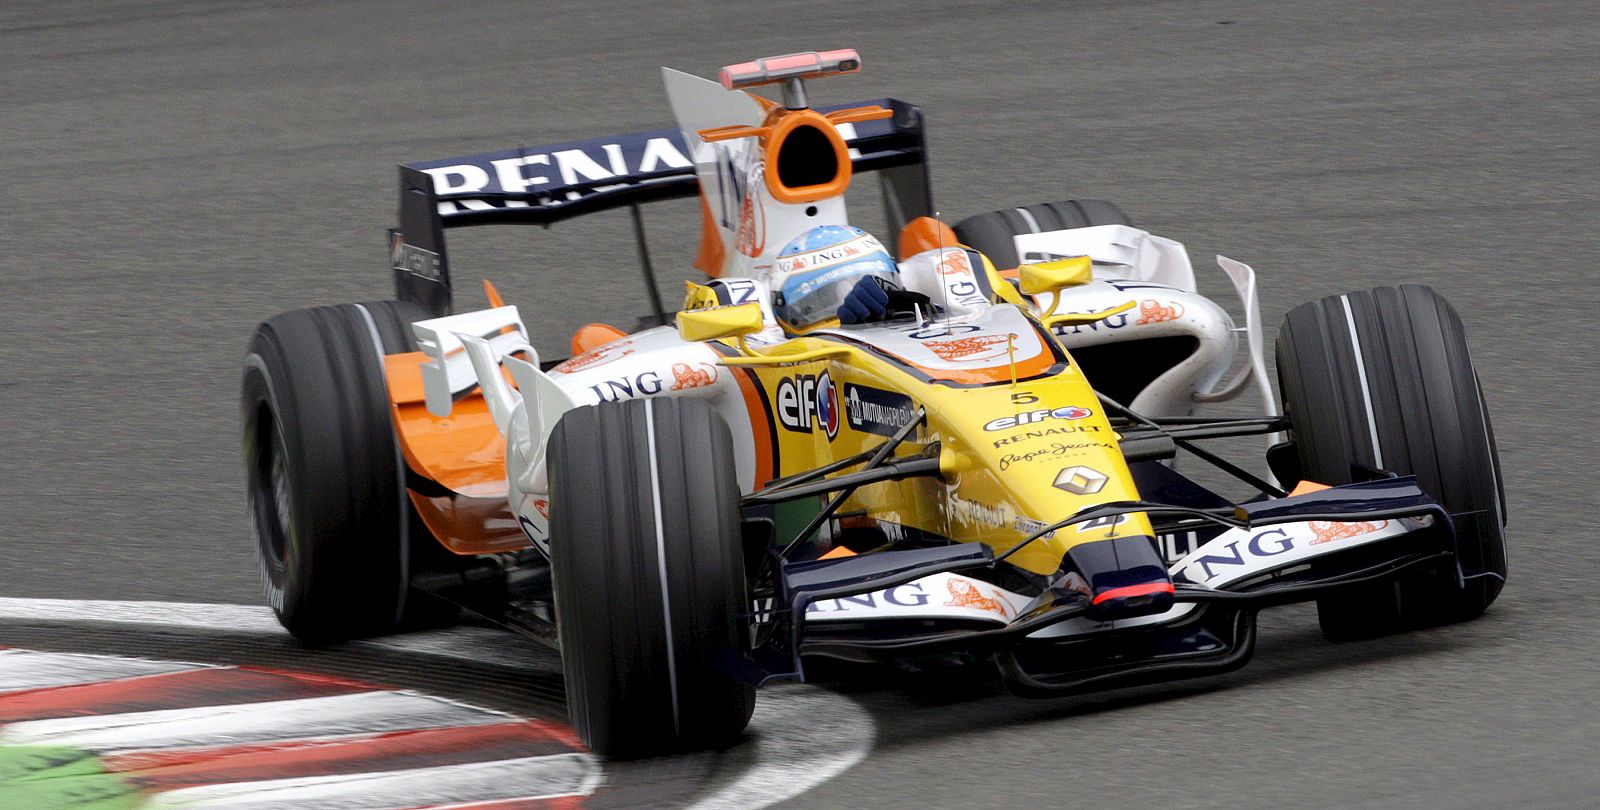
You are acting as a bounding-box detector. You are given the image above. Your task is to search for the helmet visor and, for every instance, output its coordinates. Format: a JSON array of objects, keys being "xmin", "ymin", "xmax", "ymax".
[{"xmin": 774, "ymin": 257, "xmax": 895, "ymax": 330}]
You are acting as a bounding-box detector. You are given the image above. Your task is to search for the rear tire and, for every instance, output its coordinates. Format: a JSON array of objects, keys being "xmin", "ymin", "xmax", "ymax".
[
  {"xmin": 549, "ymin": 397, "xmax": 755, "ymax": 758},
  {"xmin": 1275, "ymin": 285, "xmax": 1507, "ymax": 640},
  {"xmin": 243, "ymin": 300, "xmax": 438, "ymax": 642},
  {"xmin": 953, "ymin": 199, "xmax": 1132, "ymax": 269}
]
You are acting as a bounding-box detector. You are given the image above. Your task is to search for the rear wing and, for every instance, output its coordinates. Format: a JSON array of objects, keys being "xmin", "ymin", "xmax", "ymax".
[{"xmin": 391, "ymin": 98, "xmax": 932, "ymax": 316}]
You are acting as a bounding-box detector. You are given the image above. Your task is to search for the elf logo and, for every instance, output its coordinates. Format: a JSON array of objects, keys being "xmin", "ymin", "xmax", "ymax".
[
  {"xmin": 983, "ymin": 405, "xmax": 1093, "ymax": 432},
  {"xmin": 777, "ymin": 371, "xmax": 840, "ymax": 439}
]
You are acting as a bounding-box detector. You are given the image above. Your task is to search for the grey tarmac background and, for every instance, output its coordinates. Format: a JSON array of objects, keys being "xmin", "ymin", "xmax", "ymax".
[{"xmin": 2, "ymin": 1, "xmax": 1597, "ymax": 808}]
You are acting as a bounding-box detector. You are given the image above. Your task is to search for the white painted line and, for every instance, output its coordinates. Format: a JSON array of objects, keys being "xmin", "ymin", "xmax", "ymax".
[
  {"xmin": 684, "ymin": 683, "xmax": 874, "ymax": 810},
  {"xmin": 0, "ymin": 649, "xmax": 212, "ymax": 693},
  {"xmin": 0, "ymin": 689, "xmax": 511, "ymax": 753},
  {"xmin": 0, "ymin": 597, "xmax": 556, "ymax": 671},
  {"xmin": 145, "ymin": 753, "xmax": 602, "ymax": 809},
  {"xmin": 0, "ymin": 597, "xmax": 284, "ymax": 634}
]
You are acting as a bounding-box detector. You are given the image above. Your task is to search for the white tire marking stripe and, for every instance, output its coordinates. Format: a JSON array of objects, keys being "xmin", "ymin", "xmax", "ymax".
[
  {"xmin": 352, "ymin": 303, "xmax": 412, "ymax": 626},
  {"xmin": 1013, "ymin": 207, "xmax": 1042, "ymax": 233},
  {"xmin": 145, "ymin": 753, "xmax": 601, "ymax": 809},
  {"xmin": 1339, "ymin": 295, "xmax": 1385, "ymax": 468},
  {"xmin": 643, "ymin": 397, "xmax": 681, "ymax": 735},
  {"xmin": 0, "ymin": 649, "xmax": 211, "ymax": 692},
  {"xmin": 0, "ymin": 689, "xmax": 511, "ymax": 752}
]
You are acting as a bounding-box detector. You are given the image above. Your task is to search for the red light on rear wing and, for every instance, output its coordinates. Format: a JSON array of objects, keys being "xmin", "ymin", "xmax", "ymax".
[{"xmin": 719, "ymin": 49, "xmax": 862, "ymax": 91}]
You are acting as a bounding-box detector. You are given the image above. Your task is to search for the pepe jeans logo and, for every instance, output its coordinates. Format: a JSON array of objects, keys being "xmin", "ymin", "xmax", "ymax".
[
  {"xmin": 777, "ymin": 371, "xmax": 840, "ymax": 439},
  {"xmin": 998, "ymin": 440, "xmax": 1115, "ymax": 471}
]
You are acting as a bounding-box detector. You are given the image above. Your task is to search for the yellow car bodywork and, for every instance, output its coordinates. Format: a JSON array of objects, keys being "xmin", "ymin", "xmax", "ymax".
[{"xmin": 688, "ymin": 300, "xmax": 1152, "ymax": 576}]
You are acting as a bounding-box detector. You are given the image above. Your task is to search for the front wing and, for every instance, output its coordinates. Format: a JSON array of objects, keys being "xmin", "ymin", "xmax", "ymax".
[{"xmin": 749, "ymin": 476, "xmax": 1454, "ymax": 694}]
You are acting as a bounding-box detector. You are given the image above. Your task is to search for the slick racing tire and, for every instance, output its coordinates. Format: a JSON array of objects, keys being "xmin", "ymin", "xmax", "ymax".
[
  {"xmin": 1276, "ymin": 285, "xmax": 1507, "ymax": 640},
  {"xmin": 243, "ymin": 300, "xmax": 439, "ymax": 642},
  {"xmin": 953, "ymin": 199, "xmax": 1132, "ymax": 270},
  {"xmin": 549, "ymin": 397, "xmax": 755, "ymax": 758}
]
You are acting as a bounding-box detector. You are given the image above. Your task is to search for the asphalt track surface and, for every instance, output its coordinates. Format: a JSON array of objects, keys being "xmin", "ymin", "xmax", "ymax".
[{"xmin": 3, "ymin": 1, "xmax": 1598, "ymax": 807}]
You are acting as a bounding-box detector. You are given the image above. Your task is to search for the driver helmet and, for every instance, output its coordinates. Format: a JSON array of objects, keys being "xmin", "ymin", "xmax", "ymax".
[{"xmin": 771, "ymin": 225, "xmax": 896, "ymax": 331}]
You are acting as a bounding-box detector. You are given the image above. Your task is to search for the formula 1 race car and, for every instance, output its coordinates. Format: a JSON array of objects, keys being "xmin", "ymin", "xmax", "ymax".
[{"xmin": 242, "ymin": 50, "xmax": 1507, "ymax": 758}]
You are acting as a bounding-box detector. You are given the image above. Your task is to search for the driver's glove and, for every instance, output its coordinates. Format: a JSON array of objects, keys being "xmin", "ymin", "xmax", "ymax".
[{"xmin": 838, "ymin": 276, "xmax": 892, "ymax": 324}]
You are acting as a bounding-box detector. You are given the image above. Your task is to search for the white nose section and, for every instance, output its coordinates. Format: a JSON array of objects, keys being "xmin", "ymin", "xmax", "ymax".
[
  {"xmin": 503, "ymin": 353, "xmax": 575, "ymax": 450},
  {"xmin": 454, "ymin": 331, "xmax": 576, "ymax": 498},
  {"xmin": 454, "ymin": 332, "xmax": 523, "ymax": 435},
  {"xmin": 503, "ymin": 353, "xmax": 576, "ymax": 496}
]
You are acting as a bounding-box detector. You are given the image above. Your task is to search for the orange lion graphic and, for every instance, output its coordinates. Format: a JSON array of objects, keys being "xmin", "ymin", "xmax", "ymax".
[
  {"xmin": 934, "ymin": 250, "xmax": 971, "ymax": 275},
  {"xmin": 944, "ymin": 578, "xmax": 1009, "ymax": 618},
  {"xmin": 669, "ymin": 362, "xmax": 717, "ymax": 391},
  {"xmin": 1137, "ymin": 299, "xmax": 1184, "ymax": 325},
  {"xmin": 1308, "ymin": 520, "xmax": 1390, "ymax": 545}
]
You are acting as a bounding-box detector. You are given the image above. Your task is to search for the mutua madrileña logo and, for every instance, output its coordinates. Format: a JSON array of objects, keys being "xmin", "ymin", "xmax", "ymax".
[{"xmin": 844, "ymin": 384, "xmax": 917, "ymax": 437}]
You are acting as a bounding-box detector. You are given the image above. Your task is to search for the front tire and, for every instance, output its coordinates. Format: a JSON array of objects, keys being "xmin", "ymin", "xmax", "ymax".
[
  {"xmin": 549, "ymin": 397, "xmax": 755, "ymax": 758},
  {"xmin": 242, "ymin": 300, "xmax": 433, "ymax": 642},
  {"xmin": 1276, "ymin": 285, "xmax": 1507, "ymax": 640}
]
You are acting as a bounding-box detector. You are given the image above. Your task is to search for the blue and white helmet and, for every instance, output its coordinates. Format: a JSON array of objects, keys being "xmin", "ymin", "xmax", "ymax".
[{"xmin": 772, "ymin": 225, "xmax": 895, "ymax": 330}]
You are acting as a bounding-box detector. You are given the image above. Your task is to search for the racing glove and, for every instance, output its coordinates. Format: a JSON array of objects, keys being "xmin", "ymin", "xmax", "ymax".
[{"xmin": 838, "ymin": 276, "xmax": 892, "ymax": 324}]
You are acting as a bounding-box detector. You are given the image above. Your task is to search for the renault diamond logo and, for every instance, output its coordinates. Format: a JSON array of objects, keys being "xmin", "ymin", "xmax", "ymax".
[{"xmin": 1053, "ymin": 465, "xmax": 1107, "ymax": 495}]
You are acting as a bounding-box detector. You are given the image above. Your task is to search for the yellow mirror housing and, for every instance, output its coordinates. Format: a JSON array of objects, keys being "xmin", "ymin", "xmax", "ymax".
[
  {"xmin": 683, "ymin": 280, "xmax": 721, "ymax": 312},
  {"xmin": 1043, "ymin": 300, "xmax": 1137, "ymax": 330},
  {"xmin": 677, "ymin": 302, "xmax": 765, "ymax": 343},
  {"xmin": 1018, "ymin": 255, "xmax": 1093, "ymax": 296}
]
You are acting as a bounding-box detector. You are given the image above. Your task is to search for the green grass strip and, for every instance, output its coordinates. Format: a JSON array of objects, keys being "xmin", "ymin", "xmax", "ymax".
[{"xmin": 0, "ymin": 745, "xmax": 143, "ymax": 809}]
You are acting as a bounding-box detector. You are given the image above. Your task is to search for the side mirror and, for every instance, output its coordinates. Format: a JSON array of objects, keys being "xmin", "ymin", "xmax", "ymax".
[
  {"xmin": 677, "ymin": 302, "xmax": 764, "ymax": 344},
  {"xmin": 1018, "ymin": 255, "xmax": 1093, "ymax": 296},
  {"xmin": 683, "ymin": 280, "xmax": 722, "ymax": 312}
]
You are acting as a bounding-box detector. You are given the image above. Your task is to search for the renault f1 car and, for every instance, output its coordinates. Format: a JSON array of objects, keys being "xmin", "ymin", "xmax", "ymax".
[{"xmin": 243, "ymin": 50, "xmax": 1507, "ymax": 758}]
